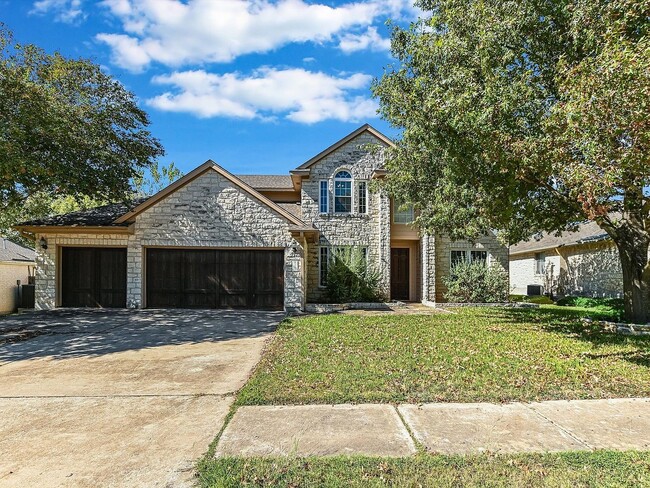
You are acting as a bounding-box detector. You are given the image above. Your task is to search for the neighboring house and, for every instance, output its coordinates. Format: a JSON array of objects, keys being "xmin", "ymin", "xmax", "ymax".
[
  {"xmin": 510, "ymin": 220, "xmax": 625, "ymax": 297},
  {"xmin": 0, "ymin": 239, "xmax": 35, "ymax": 313},
  {"xmin": 15, "ymin": 124, "xmax": 508, "ymax": 312}
]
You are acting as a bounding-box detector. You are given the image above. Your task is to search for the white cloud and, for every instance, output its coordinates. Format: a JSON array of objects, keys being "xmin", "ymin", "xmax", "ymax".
[
  {"xmin": 147, "ymin": 68, "xmax": 378, "ymax": 124},
  {"xmin": 31, "ymin": 0, "xmax": 85, "ymax": 23},
  {"xmin": 96, "ymin": 0, "xmax": 412, "ymax": 71},
  {"xmin": 339, "ymin": 27, "xmax": 391, "ymax": 54}
]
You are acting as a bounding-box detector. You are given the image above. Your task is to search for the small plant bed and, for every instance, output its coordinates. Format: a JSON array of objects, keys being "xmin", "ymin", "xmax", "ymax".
[
  {"xmin": 197, "ymin": 451, "xmax": 650, "ymax": 487},
  {"xmin": 237, "ymin": 307, "xmax": 650, "ymax": 405}
]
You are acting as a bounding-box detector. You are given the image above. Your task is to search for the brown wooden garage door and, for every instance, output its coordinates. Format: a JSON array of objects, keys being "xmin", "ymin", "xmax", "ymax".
[
  {"xmin": 145, "ymin": 249, "xmax": 284, "ymax": 310},
  {"xmin": 61, "ymin": 247, "xmax": 127, "ymax": 308}
]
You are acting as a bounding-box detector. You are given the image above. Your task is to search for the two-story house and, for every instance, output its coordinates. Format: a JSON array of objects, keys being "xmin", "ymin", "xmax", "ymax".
[{"xmin": 15, "ymin": 125, "xmax": 508, "ymax": 312}]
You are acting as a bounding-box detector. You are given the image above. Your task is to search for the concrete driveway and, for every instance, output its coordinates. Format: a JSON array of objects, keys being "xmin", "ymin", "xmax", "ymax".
[{"xmin": 0, "ymin": 309, "xmax": 282, "ymax": 487}]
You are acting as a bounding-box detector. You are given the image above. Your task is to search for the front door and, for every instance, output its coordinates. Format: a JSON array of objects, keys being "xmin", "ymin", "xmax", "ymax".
[{"xmin": 391, "ymin": 248, "xmax": 409, "ymax": 301}]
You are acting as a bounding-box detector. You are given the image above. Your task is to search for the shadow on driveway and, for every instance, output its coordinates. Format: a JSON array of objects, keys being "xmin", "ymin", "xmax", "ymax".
[{"xmin": 0, "ymin": 308, "xmax": 283, "ymax": 363}]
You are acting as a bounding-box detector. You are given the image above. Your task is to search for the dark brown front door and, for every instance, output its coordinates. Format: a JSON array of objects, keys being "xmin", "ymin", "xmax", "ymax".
[
  {"xmin": 146, "ymin": 249, "xmax": 284, "ymax": 310},
  {"xmin": 391, "ymin": 248, "xmax": 410, "ymax": 301},
  {"xmin": 61, "ymin": 247, "xmax": 127, "ymax": 308}
]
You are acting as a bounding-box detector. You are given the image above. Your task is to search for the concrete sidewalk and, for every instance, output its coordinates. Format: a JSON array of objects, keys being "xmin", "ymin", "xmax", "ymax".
[{"xmin": 215, "ymin": 398, "xmax": 650, "ymax": 457}]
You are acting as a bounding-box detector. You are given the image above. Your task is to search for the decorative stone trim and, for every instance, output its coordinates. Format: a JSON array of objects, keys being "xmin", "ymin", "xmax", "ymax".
[
  {"xmin": 583, "ymin": 317, "xmax": 650, "ymax": 336},
  {"xmin": 305, "ymin": 302, "xmax": 405, "ymax": 313},
  {"xmin": 440, "ymin": 302, "xmax": 540, "ymax": 309}
]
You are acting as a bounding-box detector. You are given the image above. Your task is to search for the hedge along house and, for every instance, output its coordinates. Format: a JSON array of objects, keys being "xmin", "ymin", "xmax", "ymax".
[{"xmin": 15, "ymin": 125, "xmax": 509, "ymax": 312}]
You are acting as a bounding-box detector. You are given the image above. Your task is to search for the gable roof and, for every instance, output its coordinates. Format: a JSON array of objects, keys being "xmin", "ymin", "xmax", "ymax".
[
  {"xmin": 292, "ymin": 124, "xmax": 394, "ymax": 172},
  {"xmin": 0, "ymin": 239, "xmax": 35, "ymax": 263},
  {"xmin": 510, "ymin": 220, "xmax": 611, "ymax": 256},
  {"xmin": 114, "ymin": 160, "xmax": 305, "ymax": 226},
  {"xmin": 236, "ymin": 175, "xmax": 294, "ymax": 190}
]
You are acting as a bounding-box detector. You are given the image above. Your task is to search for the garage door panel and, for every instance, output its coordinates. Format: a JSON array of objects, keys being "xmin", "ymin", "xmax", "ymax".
[
  {"xmin": 62, "ymin": 247, "xmax": 126, "ymax": 308},
  {"xmin": 218, "ymin": 250, "xmax": 251, "ymax": 308},
  {"xmin": 146, "ymin": 249, "xmax": 284, "ymax": 310}
]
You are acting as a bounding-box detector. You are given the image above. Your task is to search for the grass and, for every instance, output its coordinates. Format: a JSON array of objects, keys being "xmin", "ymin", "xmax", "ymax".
[
  {"xmin": 237, "ymin": 307, "xmax": 650, "ymax": 405},
  {"xmin": 198, "ymin": 451, "xmax": 650, "ymax": 487}
]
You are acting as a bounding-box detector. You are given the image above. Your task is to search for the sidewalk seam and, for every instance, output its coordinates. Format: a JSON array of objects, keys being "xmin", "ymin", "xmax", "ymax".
[
  {"xmin": 393, "ymin": 405, "xmax": 423, "ymax": 454},
  {"xmin": 524, "ymin": 404, "xmax": 594, "ymax": 450}
]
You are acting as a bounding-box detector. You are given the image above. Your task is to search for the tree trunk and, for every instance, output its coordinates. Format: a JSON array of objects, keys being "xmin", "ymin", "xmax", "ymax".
[{"xmin": 612, "ymin": 231, "xmax": 650, "ymax": 324}]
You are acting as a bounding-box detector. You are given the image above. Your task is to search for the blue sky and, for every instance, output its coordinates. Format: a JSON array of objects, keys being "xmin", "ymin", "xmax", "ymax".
[{"xmin": 3, "ymin": 0, "xmax": 420, "ymax": 175}]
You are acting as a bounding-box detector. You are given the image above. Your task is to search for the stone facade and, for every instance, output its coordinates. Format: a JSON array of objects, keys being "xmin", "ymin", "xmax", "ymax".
[
  {"xmin": 434, "ymin": 233, "xmax": 509, "ymax": 302},
  {"xmin": 30, "ymin": 125, "xmax": 511, "ymax": 311},
  {"xmin": 302, "ymin": 133, "xmax": 391, "ymax": 302},
  {"xmin": 35, "ymin": 169, "xmax": 304, "ymax": 311}
]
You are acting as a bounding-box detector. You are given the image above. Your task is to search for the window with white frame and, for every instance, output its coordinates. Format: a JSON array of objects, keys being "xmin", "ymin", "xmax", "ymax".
[
  {"xmin": 319, "ymin": 180, "xmax": 329, "ymax": 213},
  {"xmin": 357, "ymin": 181, "xmax": 367, "ymax": 214},
  {"xmin": 451, "ymin": 249, "xmax": 489, "ymax": 267},
  {"xmin": 320, "ymin": 245, "xmax": 368, "ymax": 287},
  {"xmin": 334, "ymin": 170, "xmax": 352, "ymax": 213},
  {"xmin": 319, "ymin": 247, "xmax": 329, "ymax": 287},
  {"xmin": 393, "ymin": 201, "xmax": 414, "ymax": 223},
  {"xmin": 534, "ymin": 252, "xmax": 546, "ymax": 275}
]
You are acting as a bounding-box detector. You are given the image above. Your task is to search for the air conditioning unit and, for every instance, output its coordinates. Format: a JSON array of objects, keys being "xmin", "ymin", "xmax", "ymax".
[{"xmin": 527, "ymin": 284, "xmax": 544, "ymax": 296}]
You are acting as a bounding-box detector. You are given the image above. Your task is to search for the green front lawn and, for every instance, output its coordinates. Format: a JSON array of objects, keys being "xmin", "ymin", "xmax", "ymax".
[
  {"xmin": 198, "ymin": 451, "xmax": 650, "ymax": 487},
  {"xmin": 237, "ymin": 307, "xmax": 650, "ymax": 405}
]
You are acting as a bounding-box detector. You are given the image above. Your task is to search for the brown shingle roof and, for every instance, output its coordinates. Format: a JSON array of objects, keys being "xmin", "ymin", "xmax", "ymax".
[
  {"xmin": 236, "ymin": 175, "xmax": 294, "ymax": 190},
  {"xmin": 277, "ymin": 203, "xmax": 302, "ymax": 219},
  {"xmin": 510, "ymin": 220, "xmax": 610, "ymax": 255}
]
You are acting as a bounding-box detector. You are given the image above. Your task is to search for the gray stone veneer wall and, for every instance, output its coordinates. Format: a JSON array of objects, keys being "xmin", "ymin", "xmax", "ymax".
[
  {"xmin": 434, "ymin": 232, "xmax": 509, "ymax": 302},
  {"xmin": 301, "ymin": 133, "xmax": 390, "ymax": 302},
  {"xmin": 34, "ymin": 169, "xmax": 304, "ymax": 311}
]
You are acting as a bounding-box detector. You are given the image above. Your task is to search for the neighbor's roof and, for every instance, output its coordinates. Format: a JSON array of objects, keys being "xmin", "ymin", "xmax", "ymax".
[
  {"xmin": 236, "ymin": 175, "xmax": 294, "ymax": 190},
  {"xmin": 0, "ymin": 239, "xmax": 35, "ymax": 263},
  {"xmin": 510, "ymin": 220, "xmax": 610, "ymax": 256},
  {"xmin": 16, "ymin": 198, "xmax": 148, "ymax": 228}
]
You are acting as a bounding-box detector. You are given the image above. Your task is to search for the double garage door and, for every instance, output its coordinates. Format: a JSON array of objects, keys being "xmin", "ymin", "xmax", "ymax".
[{"xmin": 61, "ymin": 247, "xmax": 284, "ymax": 310}]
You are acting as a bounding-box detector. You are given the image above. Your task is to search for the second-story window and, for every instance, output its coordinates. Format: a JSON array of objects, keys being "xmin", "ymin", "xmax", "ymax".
[
  {"xmin": 357, "ymin": 181, "xmax": 367, "ymax": 214},
  {"xmin": 319, "ymin": 180, "xmax": 329, "ymax": 213},
  {"xmin": 393, "ymin": 201, "xmax": 414, "ymax": 224},
  {"xmin": 334, "ymin": 170, "xmax": 352, "ymax": 213}
]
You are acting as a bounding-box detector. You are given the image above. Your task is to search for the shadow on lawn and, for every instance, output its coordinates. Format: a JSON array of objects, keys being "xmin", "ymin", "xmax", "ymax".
[{"xmin": 480, "ymin": 307, "xmax": 650, "ymax": 368}]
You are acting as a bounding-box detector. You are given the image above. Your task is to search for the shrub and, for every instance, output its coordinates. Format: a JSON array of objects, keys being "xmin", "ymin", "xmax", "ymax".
[
  {"xmin": 443, "ymin": 261, "xmax": 509, "ymax": 303},
  {"xmin": 326, "ymin": 247, "xmax": 383, "ymax": 303},
  {"xmin": 509, "ymin": 294, "xmax": 554, "ymax": 304}
]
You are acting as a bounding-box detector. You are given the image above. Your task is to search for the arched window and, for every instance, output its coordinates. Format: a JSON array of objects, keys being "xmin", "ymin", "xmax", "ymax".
[{"xmin": 334, "ymin": 170, "xmax": 352, "ymax": 213}]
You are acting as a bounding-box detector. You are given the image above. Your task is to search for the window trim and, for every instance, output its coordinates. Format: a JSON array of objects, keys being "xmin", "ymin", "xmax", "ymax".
[
  {"xmin": 357, "ymin": 181, "xmax": 368, "ymax": 214},
  {"xmin": 450, "ymin": 248, "xmax": 490, "ymax": 268},
  {"xmin": 534, "ymin": 252, "xmax": 546, "ymax": 275},
  {"xmin": 333, "ymin": 170, "xmax": 353, "ymax": 215},
  {"xmin": 319, "ymin": 180, "xmax": 329, "ymax": 214}
]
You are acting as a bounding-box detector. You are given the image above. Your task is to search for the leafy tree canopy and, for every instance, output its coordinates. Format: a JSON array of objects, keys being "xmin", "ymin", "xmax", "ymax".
[
  {"xmin": 373, "ymin": 0, "xmax": 649, "ymax": 321},
  {"xmin": 0, "ymin": 25, "xmax": 164, "ymax": 211}
]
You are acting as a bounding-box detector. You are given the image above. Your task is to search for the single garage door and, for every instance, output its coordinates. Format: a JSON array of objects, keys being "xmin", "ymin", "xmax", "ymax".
[
  {"xmin": 146, "ymin": 249, "xmax": 284, "ymax": 310},
  {"xmin": 61, "ymin": 247, "xmax": 127, "ymax": 308}
]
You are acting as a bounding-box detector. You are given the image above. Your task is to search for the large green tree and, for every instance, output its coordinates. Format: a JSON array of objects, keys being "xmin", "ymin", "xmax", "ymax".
[
  {"xmin": 0, "ymin": 26, "xmax": 164, "ymax": 215},
  {"xmin": 373, "ymin": 0, "xmax": 650, "ymax": 322}
]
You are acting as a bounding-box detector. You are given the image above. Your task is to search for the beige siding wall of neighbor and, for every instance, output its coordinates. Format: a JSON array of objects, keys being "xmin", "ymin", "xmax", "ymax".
[
  {"xmin": 0, "ymin": 263, "xmax": 32, "ymax": 313},
  {"xmin": 561, "ymin": 241, "xmax": 623, "ymax": 298},
  {"xmin": 34, "ymin": 169, "xmax": 305, "ymax": 311},
  {"xmin": 302, "ymin": 133, "xmax": 390, "ymax": 302},
  {"xmin": 509, "ymin": 253, "xmax": 561, "ymax": 295},
  {"xmin": 434, "ymin": 233, "xmax": 509, "ymax": 302},
  {"xmin": 510, "ymin": 241, "xmax": 625, "ymax": 298}
]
